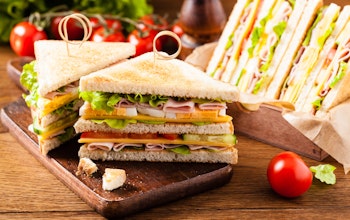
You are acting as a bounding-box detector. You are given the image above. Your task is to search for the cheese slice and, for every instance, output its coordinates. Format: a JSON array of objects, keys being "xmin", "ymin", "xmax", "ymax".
[
  {"xmin": 220, "ymin": 0, "xmax": 261, "ymax": 83},
  {"xmin": 79, "ymin": 137, "xmax": 233, "ymax": 148},
  {"xmin": 81, "ymin": 104, "xmax": 232, "ymax": 123},
  {"xmin": 37, "ymin": 89, "xmax": 79, "ymax": 117},
  {"xmin": 36, "ymin": 112, "xmax": 79, "ymax": 140}
]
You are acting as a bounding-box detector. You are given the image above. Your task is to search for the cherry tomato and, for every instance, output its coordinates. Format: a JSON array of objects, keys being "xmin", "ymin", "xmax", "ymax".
[
  {"xmin": 137, "ymin": 14, "xmax": 168, "ymax": 31},
  {"xmin": 51, "ymin": 16, "xmax": 84, "ymax": 40},
  {"xmin": 90, "ymin": 27, "xmax": 125, "ymax": 42},
  {"xmin": 10, "ymin": 21, "xmax": 48, "ymax": 57},
  {"xmin": 90, "ymin": 18, "xmax": 123, "ymax": 32},
  {"xmin": 267, "ymin": 151, "xmax": 313, "ymax": 198},
  {"xmin": 127, "ymin": 29, "xmax": 161, "ymax": 57}
]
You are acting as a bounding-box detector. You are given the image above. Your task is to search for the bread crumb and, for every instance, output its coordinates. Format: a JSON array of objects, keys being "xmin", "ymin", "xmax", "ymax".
[
  {"xmin": 76, "ymin": 157, "xmax": 98, "ymax": 176},
  {"xmin": 102, "ymin": 168, "xmax": 126, "ymax": 191}
]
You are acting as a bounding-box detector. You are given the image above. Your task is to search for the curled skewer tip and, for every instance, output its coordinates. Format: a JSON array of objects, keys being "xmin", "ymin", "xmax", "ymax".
[
  {"xmin": 58, "ymin": 13, "xmax": 92, "ymax": 55},
  {"xmin": 153, "ymin": 30, "xmax": 182, "ymax": 61}
]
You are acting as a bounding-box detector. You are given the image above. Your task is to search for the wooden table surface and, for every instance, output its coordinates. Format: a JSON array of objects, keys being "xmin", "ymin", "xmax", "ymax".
[{"xmin": 1, "ymin": 0, "xmax": 350, "ymax": 219}]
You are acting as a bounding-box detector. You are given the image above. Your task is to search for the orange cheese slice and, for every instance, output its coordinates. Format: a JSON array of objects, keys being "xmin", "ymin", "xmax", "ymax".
[
  {"xmin": 78, "ymin": 137, "xmax": 233, "ymax": 148},
  {"xmin": 81, "ymin": 104, "xmax": 232, "ymax": 123}
]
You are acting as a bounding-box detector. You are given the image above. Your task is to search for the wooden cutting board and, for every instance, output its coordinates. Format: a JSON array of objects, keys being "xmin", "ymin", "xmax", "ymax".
[{"xmin": 1, "ymin": 98, "xmax": 233, "ymax": 218}]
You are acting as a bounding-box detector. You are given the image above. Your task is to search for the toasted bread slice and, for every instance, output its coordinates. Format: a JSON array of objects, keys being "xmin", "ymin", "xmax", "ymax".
[
  {"xmin": 79, "ymin": 52, "xmax": 240, "ymax": 102},
  {"xmin": 78, "ymin": 144, "xmax": 238, "ymax": 164},
  {"xmin": 74, "ymin": 118, "xmax": 234, "ymax": 135},
  {"xmin": 34, "ymin": 40, "xmax": 135, "ymax": 97}
]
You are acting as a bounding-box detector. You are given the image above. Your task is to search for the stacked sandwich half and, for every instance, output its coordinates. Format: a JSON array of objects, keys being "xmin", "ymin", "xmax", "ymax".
[
  {"xmin": 207, "ymin": 0, "xmax": 350, "ymax": 116},
  {"xmin": 20, "ymin": 40, "xmax": 135, "ymax": 154},
  {"xmin": 74, "ymin": 52, "xmax": 239, "ymax": 164}
]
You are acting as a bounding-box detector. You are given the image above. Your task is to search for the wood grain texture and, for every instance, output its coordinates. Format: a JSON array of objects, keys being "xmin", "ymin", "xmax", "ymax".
[
  {"xmin": 1, "ymin": 0, "xmax": 350, "ymax": 219},
  {"xmin": 1, "ymin": 99, "xmax": 233, "ymax": 219}
]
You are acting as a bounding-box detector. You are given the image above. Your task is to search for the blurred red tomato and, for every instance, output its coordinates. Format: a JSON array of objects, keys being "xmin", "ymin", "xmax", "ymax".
[
  {"xmin": 51, "ymin": 16, "xmax": 84, "ymax": 40},
  {"xmin": 10, "ymin": 21, "xmax": 48, "ymax": 57},
  {"xmin": 90, "ymin": 18, "xmax": 123, "ymax": 32},
  {"xmin": 137, "ymin": 14, "xmax": 168, "ymax": 31},
  {"xmin": 127, "ymin": 29, "xmax": 162, "ymax": 57},
  {"xmin": 91, "ymin": 27, "xmax": 125, "ymax": 42}
]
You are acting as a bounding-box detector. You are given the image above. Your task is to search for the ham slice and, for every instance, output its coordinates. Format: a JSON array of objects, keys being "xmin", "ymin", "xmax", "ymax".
[
  {"xmin": 320, "ymin": 42, "xmax": 350, "ymax": 96},
  {"xmin": 117, "ymin": 98, "xmax": 136, "ymax": 108},
  {"xmin": 188, "ymin": 145, "xmax": 227, "ymax": 151},
  {"xmin": 86, "ymin": 142, "xmax": 228, "ymax": 152},
  {"xmin": 87, "ymin": 142, "xmax": 114, "ymax": 151},
  {"xmin": 163, "ymin": 98, "xmax": 195, "ymax": 113},
  {"xmin": 44, "ymin": 82, "xmax": 79, "ymax": 100},
  {"xmin": 113, "ymin": 143, "xmax": 143, "ymax": 152},
  {"xmin": 145, "ymin": 143, "xmax": 166, "ymax": 151},
  {"xmin": 198, "ymin": 102, "xmax": 227, "ymax": 110}
]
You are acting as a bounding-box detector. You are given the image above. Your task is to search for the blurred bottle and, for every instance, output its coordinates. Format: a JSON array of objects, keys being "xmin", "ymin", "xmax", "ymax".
[{"xmin": 178, "ymin": 0, "xmax": 227, "ymax": 59}]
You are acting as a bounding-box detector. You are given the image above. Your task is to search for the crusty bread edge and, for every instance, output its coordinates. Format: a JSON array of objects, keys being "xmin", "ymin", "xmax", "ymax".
[
  {"xmin": 78, "ymin": 144, "xmax": 238, "ymax": 164},
  {"xmin": 79, "ymin": 52, "xmax": 240, "ymax": 102},
  {"xmin": 74, "ymin": 118, "xmax": 234, "ymax": 135}
]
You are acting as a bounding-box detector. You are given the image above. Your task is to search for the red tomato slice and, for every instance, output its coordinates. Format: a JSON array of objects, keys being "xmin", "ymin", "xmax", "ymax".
[
  {"xmin": 81, "ymin": 132, "xmax": 158, "ymax": 139},
  {"xmin": 81, "ymin": 132, "xmax": 128, "ymax": 139},
  {"xmin": 161, "ymin": 133, "xmax": 179, "ymax": 140}
]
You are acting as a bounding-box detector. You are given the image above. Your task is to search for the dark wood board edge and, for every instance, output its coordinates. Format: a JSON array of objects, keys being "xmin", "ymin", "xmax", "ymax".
[{"xmin": 1, "ymin": 99, "xmax": 234, "ymax": 218}]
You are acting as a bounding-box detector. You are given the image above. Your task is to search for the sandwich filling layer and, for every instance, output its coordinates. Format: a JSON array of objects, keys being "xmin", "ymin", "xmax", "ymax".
[
  {"xmin": 21, "ymin": 61, "xmax": 82, "ymax": 142},
  {"xmin": 78, "ymin": 131, "xmax": 237, "ymax": 154},
  {"xmin": 79, "ymin": 91, "xmax": 232, "ymax": 128}
]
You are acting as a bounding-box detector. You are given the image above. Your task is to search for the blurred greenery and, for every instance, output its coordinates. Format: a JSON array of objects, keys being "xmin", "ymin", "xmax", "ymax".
[{"xmin": 0, "ymin": 0, "xmax": 153, "ymax": 43}]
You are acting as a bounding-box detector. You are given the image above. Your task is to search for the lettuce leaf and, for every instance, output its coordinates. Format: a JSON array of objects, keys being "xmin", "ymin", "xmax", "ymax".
[
  {"xmin": 302, "ymin": 7, "xmax": 325, "ymax": 46},
  {"xmin": 318, "ymin": 23, "xmax": 334, "ymax": 48},
  {"xmin": 57, "ymin": 127, "xmax": 75, "ymax": 143},
  {"xmin": 168, "ymin": 146, "xmax": 191, "ymax": 155},
  {"xmin": 138, "ymin": 120, "xmax": 165, "ymax": 124},
  {"xmin": 312, "ymin": 97, "xmax": 324, "ymax": 110},
  {"xmin": 80, "ymin": 91, "xmax": 226, "ymax": 113},
  {"xmin": 329, "ymin": 61, "xmax": 347, "ymax": 89},
  {"xmin": 20, "ymin": 61, "xmax": 39, "ymax": 108},
  {"xmin": 92, "ymin": 118, "xmax": 137, "ymax": 129},
  {"xmin": 288, "ymin": 0, "xmax": 296, "ymax": 8},
  {"xmin": 53, "ymin": 99, "xmax": 80, "ymax": 115},
  {"xmin": 80, "ymin": 91, "xmax": 115, "ymax": 112},
  {"xmin": 225, "ymin": 33, "xmax": 234, "ymax": 50},
  {"xmin": 247, "ymin": 9, "xmax": 272, "ymax": 57},
  {"xmin": 310, "ymin": 164, "xmax": 336, "ymax": 185}
]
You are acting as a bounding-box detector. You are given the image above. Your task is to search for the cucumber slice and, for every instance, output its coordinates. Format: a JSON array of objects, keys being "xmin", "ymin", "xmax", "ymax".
[{"xmin": 182, "ymin": 134, "xmax": 236, "ymax": 144}]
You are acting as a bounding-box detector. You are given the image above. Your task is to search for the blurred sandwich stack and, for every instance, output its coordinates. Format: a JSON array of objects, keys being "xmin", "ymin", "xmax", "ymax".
[{"xmin": 206, "ymin": 0, "xmax": 350, "ymax": 116}]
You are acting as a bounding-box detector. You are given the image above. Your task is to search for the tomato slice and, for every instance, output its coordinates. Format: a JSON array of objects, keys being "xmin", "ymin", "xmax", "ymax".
[
  {"xmin": 161, "ymin": 133, "xmax": 179, "ymax": 140},
  {"xmin": 81, "ymin": 132, "xmax": 158, "ymax": 139},
  {"xmin": 81, "ymin": 132, "xmax": 128, "ymax": 139},
  {"xmin": 80, "ymin": 132, "xmax": 182, "ymax": 140}
]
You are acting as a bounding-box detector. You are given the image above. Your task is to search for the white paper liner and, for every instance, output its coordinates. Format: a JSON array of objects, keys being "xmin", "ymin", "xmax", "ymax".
[{"xmin": 282, "ymin": 100, "xmax": 350, "ymax": 174}]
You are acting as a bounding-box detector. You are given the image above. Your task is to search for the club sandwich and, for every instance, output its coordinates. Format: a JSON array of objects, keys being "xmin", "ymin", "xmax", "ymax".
[
  {"xmin": 294, "ymin": 13, "xmax": 350, "ymax": 115},
  {"xmin": 206, "ymin": 0, "xmax": 323, "ymax": 97},
  {"xmin": 20, "ymin": 40, "xmax": 136, "ymax": 154},
  {"xmin": 75, "ymin": 52, "xmax": 240, "ymax": 164}
]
